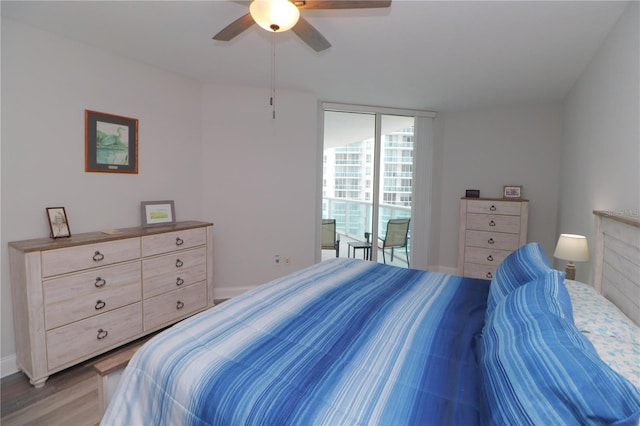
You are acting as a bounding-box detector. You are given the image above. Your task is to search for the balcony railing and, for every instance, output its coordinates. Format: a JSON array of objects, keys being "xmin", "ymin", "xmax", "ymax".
[{"xmin": 322, "ymin": 196, "xmax": 411, "ymax": 251}]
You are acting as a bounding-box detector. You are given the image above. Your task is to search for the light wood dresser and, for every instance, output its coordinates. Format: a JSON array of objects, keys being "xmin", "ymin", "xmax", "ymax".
[
  {"xmin": 8, "ymin": 221, "xmax": 213, "ymax": 387},
  {"xmin": 458, "ymin": 198, "xmax": 528, "ymax": 279}
]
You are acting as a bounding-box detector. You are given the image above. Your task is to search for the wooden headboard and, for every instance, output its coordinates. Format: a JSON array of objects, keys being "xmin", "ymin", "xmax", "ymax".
[{"xmin": 592, "ymin": 210, "xmax": 640, "ymax": 325}]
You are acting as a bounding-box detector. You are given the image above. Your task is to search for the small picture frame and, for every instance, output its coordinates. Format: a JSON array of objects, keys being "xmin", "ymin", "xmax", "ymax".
[
  {"xmin": 46, "ymin": 207, "xmax": 71, "ymax": 238},
  {"xmin": 465, "ymin": 189, "xmax": 480, "ymax": 198},
  {"xmin": 141, "ymin": 200, "xmax": 176, "ymax": 227},
  {"xmin": 503, "ymin": 185, "xmax": 522, "ymax": 199},
  {"xmin": 85, "ymin": 110, "xmax": 138, "ymax": 174}
]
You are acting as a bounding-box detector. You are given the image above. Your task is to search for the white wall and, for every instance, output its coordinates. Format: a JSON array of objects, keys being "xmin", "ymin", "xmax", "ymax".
[
  {"xmin": 559, "ymin": 2, "xmax": 640, "ymax": 283},
  {"xmin": 201, "ymin": 84, "xmax": 319, "ymax": 299},
  {"xmin": 1, "ymin": 19, "xmax": 204, "ymax": 373},
  {"xmin": 432, "ymin": 105, "xmax": 563, "ymax": 271}
]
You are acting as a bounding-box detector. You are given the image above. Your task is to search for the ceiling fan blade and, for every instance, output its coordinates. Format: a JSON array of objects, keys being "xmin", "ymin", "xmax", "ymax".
[
  {"xmin": 292, "ymin": 16, "xmax": 331, "ymax": 52},
  {"xmin": 213, "ymin": 13, "xmax": 255, "ymax": 41},
  {"xmin": 294, "ymin": 0, "xmax": 391, "ymax": 9}
]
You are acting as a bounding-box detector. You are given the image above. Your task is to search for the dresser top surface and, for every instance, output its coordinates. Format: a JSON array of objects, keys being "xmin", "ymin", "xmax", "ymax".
[
  {"xmin": 461, "ymin": 197, "xmax": 529, "ymax": 202},
  {"xmin": 9, "ymin": 221, "xmax": 213, "ymax": 253}
]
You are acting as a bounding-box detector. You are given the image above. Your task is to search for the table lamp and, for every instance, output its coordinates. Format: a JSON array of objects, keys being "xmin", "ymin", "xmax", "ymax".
[{"xmin": 553, "ymin": 234, "xmax": 589, "ymax": 280}]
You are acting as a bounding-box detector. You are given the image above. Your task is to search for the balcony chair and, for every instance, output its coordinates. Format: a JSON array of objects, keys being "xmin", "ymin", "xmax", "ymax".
[
  {"xmin": 321, "ymin": 219, "xmax": 340, "ymax": 257},
  {"xmin": 378, "ymin": 218, "xmax": 411, "ymax": 266}
]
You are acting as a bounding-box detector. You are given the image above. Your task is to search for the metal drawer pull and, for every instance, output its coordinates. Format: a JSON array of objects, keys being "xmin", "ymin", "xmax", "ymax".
[
  {"xmin": 489, "ymin": 205, "xmax": 497, "ymax": 211},
  {"xmin": 488, "ymin": 238, "xmax": 495, "ymax": 244},
  {"xmin": 94, "ymin": 277, "xmax": 106, "ymax": 288},
  {"xmin": 486, "ymin": 272, "xmax": 493, "ymax": 279},
  {"xmin": 92, "ymin": 251, "xmax": 104, "ymax": 261},
  {"xmin": 95, "ymin": 300, "xmax": 106, "ymax": 310},
  {"xmin": 489, "ymin": 220, "xmax": 496, "ymax": 227},
  {"xmin": 176, "ymin": 300, "xmax": 184, "ymax": 310},
  {"xmin": 175, "ymin": 259, "xmax": 184, "ymax": 268},
  {"xmin": 176, "ymin": 277, "xmax": 184, "ymax": 286},
  {"xmin": 97, "ymin": 328, "xmax": 108, "ymax": 340},
  {"xmin": 487, "ymin": 255, "xmax": 494, "ymax": 261},
  {"xmin": 176, "ymin": 237, "xmax": 184, "ymax": 246}
]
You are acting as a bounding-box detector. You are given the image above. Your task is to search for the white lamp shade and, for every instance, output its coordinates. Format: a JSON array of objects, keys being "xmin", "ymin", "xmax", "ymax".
[
  {"xmin": 554, "ymin": 234, "xmax": 590, "ymax": 262},
  {"xmin": 250, "ymin": 0, "xmax": 300, "ymax": 33}
]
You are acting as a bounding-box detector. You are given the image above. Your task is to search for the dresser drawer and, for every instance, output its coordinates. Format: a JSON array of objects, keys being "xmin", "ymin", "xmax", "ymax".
[
  {"xmin": 46, "ymin": 303, "xmax": 142, "ymax": 370},
  {"xmin": 41, "ymin": 238, "xmax": 140, "ymax": 278},
  {"xmin": 465, "ymin": 230, "xmax": 521, "ymax": 251},
  {"xmin": 143, "ymin": 281, "xmax": 207, "ymax": 331},
  {"xmin": 143, "ymin": 263, "xmax": 207, "ymax": 299},
  {"xmin": 466, "ymin": 213, "xmax": 521, "ymax": 234},
  {"xmin": 142, "ymin": 247, "xmax": 206, "ymax": 277},
  {"xmin": 142, "ymin": 227, "xmax": 207, "ymax": 257},
  {"xmin": 44, "ymin": 262, "xmax": 141, "ymax": 330},
  {"xmin": 463, "ymin": 262, "xmax": 497, "ymax": 280},
  {"xmin": 466, "ymin": 200, "xmax": 523, "ymax": 216},
  {"xmin": 464, "ymin": 247, "xmax": 510, "ymax": 267}
]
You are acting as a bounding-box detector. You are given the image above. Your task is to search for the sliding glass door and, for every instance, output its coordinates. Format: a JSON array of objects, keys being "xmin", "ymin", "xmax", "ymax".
[
  {"xmin": 322, "ymin": 111, "xmax": 375, "ymax": 260},
  {"xmin": 322, "ymin": 108, "xmax": 417, "ymax": 267},
  {"xmin": 377, "ymin": 115, "xmax": 415, "ymax": 266}
]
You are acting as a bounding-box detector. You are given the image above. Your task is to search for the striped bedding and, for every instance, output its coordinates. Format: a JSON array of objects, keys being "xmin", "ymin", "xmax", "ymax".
[
  {"xmin": 480, "ymin": 243, "xmax": 640, "ymax": 425},
  {"xmin": 102, "ymin": 258, "xmax": 490, "ymax": 425},
  {"xmin": 480, "ymin": 269, "xmax": 640, "ymax": 425}
]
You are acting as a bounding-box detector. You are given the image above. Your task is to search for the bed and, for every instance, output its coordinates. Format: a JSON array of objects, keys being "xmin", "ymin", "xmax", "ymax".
[{"xmin": 102, "ymin": 211, "xmax": 640, "ymax": 425}]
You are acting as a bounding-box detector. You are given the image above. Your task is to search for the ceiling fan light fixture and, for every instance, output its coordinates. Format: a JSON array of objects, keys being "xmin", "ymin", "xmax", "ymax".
[{"xmin": 250, "ymin": 0, "xmax": 300, "ymax": 33}]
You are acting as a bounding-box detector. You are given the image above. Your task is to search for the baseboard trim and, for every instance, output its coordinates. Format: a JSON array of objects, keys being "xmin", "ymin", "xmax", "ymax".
[
  {"xmin": 431, "ymin": 265, "xmax": 459, "ymax": 275},
  {"xmin": 213, "ymin": 286, "xmax": 254, "ymax": 301},
  {"xmin": 1, "ymin": 354, "xmax": 18, "ymax": 378}
]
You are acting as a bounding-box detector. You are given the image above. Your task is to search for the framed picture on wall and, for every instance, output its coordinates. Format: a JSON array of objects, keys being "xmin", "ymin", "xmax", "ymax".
[
  {"xmin": 141, "ymin": 200, "xmax": 176, "ymax": 227},
  {"xmin": 46, "ymin": 207, "xmax": 71, "ymax": 238},
  {"xmin": 85, "ymin": 110, "xmax": 138, "ymax": 174}
]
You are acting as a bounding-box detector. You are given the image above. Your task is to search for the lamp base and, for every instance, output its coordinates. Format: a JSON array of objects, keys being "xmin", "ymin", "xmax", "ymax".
[{"xmin": 565, "ymin": 262, "xmax": 576, "ymax": 280}]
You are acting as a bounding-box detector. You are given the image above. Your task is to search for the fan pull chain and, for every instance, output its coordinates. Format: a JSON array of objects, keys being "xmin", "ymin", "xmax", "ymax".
[{"xmin": 270, "ymin": 31, "xmax": 276, "ymax": 119}]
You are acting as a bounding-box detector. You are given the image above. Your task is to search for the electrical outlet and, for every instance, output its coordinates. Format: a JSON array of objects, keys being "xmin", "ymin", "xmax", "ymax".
[{"xmin": 285, "ymin": 257, "xmax": 291, "ymax": 265}]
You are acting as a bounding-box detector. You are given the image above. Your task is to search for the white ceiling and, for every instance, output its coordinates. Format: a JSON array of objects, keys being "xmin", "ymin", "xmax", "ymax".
[{"xmin": 1, "ymin": 0, "xmax": 629, "ymax": 112}]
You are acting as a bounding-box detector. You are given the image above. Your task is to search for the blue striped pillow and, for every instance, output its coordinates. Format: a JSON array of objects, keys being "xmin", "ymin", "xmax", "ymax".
[
  {"xmin": 481, "ymin": 270, "xmax": 640, "ymax": 425},
  {"xmin": 486, "ymin": 242, "xmax": 552, "ymax": 316}
]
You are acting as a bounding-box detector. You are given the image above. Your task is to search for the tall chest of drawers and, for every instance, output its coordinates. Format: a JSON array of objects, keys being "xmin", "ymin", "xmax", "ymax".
[
  {"xmin": 8, "ymin": 221, "xmax": 213, "ymax": 387},
  {"xmin": 458, "ymin": 198, "xmax": 528, "ymax": 279}
]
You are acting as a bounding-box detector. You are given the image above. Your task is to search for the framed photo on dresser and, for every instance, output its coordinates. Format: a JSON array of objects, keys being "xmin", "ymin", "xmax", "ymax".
[
  {"xmin": 503, "ymin": 185, "xmax": 522, "ymax": 199},
  {"xmin": 46, "ymin": 207, "xmax": 71, "ymax": 238},
  {"xmin": 141, "ymin": 200, "xmax": 176, "ymax": 227}
]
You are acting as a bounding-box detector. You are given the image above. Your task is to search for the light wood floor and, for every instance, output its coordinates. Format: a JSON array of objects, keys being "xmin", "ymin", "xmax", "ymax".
[
  {"xmin": 1, "ymin": 359, "xmax": 101, "ymax": 426},
  {"xmin": 1, "ymin": 304, "xmax": 228, "ymax": 426},
  {"xmin": 0, "ymin": 333, "xmax": 160, "ymax": 426}
]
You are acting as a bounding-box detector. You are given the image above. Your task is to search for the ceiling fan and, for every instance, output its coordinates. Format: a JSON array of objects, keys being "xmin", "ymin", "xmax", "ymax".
[{"xmin": 213, "ymin": 0, "xmax": 392, "ymax": 52}]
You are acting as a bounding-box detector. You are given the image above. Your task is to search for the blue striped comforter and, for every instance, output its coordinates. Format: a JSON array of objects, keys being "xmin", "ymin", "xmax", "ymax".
[{"xmin": 102, "ymin": 258, "xmax": 489, "ymax": 426}]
